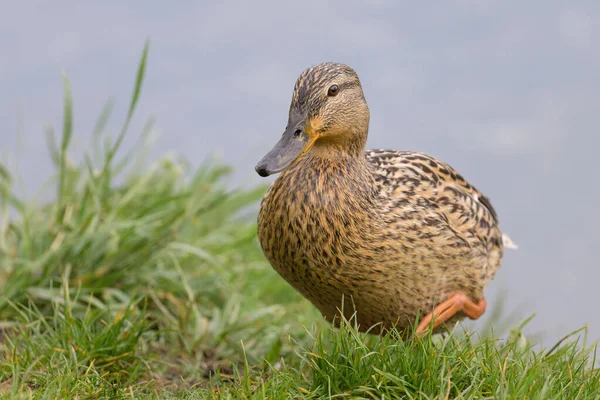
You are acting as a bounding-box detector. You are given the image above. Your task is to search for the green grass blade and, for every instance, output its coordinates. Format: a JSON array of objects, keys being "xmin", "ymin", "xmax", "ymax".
[
  {"xmin": 108, "ymin": 39, "xmax": 149, "ymax": 164},
  {"xmin": 57, "ymin": 70, "xmax": 73, "ymax": 211}
]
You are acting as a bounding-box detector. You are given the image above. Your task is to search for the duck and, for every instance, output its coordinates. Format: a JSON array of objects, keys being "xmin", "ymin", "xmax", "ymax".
[{"xmin": 255, "ymin": 62, "xmax": 516, "ymax": 336}]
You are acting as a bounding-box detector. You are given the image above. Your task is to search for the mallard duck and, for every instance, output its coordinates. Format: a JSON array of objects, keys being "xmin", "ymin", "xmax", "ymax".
[{"xmin": 255, "ymin": 62, "xmax": 516, "ymax": 335}]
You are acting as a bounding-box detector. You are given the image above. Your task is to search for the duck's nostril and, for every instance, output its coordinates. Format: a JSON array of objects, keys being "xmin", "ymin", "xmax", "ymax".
[{"xmin": 293, "ymin": 129, "xmax": 302, "ymax": 138}]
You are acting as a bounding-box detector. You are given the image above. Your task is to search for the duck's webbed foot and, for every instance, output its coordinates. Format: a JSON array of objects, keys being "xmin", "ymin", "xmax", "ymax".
[{"xmin": 415, "ymin": 293, "xmax": 487, "ymax": 334}]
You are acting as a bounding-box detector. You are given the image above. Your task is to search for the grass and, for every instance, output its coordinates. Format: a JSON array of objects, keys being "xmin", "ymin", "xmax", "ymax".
[{"xmin": 0, "ymin": 43, "xmax": 599, "ymax": 399}]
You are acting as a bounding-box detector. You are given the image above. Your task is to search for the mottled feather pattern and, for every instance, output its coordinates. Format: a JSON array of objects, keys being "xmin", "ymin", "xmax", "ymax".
[
  {"xmin": 258, "ymin": 150, "xmax": 504, "ymax": 334},
  {"xmin": 257, "ymin": 62, "xmax": 510, "ymax": 335}
]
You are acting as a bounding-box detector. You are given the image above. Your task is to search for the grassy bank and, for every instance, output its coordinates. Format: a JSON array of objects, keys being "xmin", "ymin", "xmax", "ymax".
[{"xmin": 0, "ymin": 44, "xmax": 598, "ymax": 399}]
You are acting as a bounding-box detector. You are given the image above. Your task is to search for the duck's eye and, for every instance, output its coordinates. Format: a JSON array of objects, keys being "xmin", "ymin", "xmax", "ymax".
[{"xmin": 327, "ymin": 85, "xmax": 339, "ymax": 97}]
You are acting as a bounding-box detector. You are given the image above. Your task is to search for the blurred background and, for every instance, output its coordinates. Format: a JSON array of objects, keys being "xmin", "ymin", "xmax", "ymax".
[{"xmin": 1, "ymin": 1, "xmax": 598, "ymax": 342}]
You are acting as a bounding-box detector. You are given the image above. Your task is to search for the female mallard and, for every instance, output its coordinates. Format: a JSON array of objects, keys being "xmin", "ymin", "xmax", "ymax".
[{"xmin": 255, "ymin": 62, "xmax": 515, "ymax": 335}]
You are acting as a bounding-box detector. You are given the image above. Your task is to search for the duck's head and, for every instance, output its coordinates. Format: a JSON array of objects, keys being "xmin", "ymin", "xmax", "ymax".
[{"xmin": 255, "ymin": 62, "xmax": 370, "ymax": 177}]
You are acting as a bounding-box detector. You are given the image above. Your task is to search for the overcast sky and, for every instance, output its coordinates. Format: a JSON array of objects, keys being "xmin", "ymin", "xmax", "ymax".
[{"xmin": 1, "ymin": 1, "xmax": 598, "ymax": 344}]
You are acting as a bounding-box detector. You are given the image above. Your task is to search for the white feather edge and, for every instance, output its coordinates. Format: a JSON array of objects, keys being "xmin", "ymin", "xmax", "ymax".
[{"xmin": 502, "ymin": 234, "xmax": 518, "ymax": 250}]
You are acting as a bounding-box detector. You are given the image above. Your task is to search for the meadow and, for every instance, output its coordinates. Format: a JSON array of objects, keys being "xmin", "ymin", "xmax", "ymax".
[{"xmin": 0, "ymin": 44, "xmax": 598, "ymax": 399}]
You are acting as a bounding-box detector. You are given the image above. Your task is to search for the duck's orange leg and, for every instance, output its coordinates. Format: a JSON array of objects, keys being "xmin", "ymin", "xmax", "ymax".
[{"xmin": 415, "ymin": 293, "xmax": 487, "ymax": 334}]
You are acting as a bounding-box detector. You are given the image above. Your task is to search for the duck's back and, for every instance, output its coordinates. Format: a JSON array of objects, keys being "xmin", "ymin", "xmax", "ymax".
[{"xmin": 365, "ymin": 149, "xmax": 504, "ymax": 287}]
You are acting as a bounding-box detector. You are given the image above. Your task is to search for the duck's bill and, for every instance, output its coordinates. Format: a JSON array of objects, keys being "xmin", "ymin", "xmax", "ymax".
[{"xmin": 255, "ymin": 125, "xmax": 318, "ymax": 177}]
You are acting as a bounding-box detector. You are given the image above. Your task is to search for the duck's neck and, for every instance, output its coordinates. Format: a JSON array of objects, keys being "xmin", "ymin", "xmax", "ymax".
[
  {"xmin": 286, "ymin": 140, "xmax": 377, "ymax": 208},
  {"xmin": 307, "ymin": 139, "xmax": 370, "ymax": 174},
  {"xmin": 311, "ymin": 130, "xmax": 367, "ymax": 159}
]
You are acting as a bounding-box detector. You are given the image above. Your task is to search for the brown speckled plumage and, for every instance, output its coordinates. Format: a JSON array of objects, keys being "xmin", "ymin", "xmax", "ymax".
[{"xmin": 256, "ymin": 62, "xmax": 512, "ymax": 335}]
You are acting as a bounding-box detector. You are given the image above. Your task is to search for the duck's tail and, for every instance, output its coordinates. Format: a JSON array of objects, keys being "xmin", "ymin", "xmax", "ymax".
[{"xmin": 502, "ymin": 233, "xmax": 518, "ymax": 250}]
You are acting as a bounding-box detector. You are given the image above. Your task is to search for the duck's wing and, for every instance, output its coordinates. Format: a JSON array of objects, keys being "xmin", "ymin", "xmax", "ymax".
[{"xmin": 365, "ymin": 149, "xmax": 508, "ymax": 253}]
